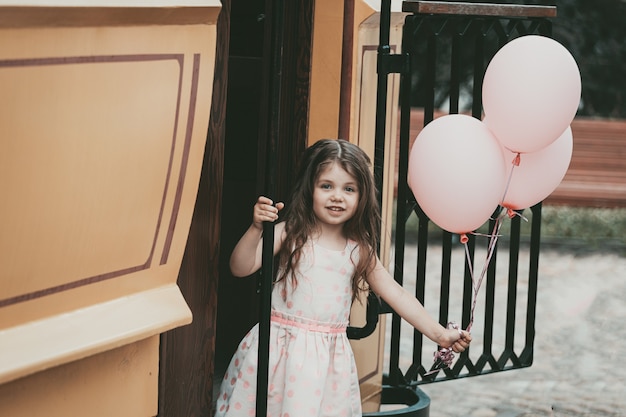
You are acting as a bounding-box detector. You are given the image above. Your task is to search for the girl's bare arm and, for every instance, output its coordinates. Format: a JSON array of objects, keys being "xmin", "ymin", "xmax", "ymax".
[{"xmin": 366, "ymin": 257, "xmax": 471, "ymax": 351}]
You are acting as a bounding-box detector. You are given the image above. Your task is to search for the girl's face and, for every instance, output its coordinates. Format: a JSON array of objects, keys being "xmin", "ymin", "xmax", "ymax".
[{"xmin": 312, "ymin": 162, "xmax": 360, "ymax": 229}]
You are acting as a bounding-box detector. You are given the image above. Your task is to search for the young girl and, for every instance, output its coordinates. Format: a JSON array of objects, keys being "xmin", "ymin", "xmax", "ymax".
[{"xmin": 216, "ymin": 139, "xmax": 471, "ymax": 417}]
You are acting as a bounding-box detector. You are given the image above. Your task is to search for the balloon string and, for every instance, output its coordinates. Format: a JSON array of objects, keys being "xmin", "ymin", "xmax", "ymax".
[
  {"xmin": 500, "ymin": 153, "xmax": 520, "ymax": 205},
  {"xmin": 427, "ymin": 152, "xmax": 519, "ymax": 376},
  {"xmin": 426, "ymin": 211, "xmax": 505, "ymax": 376},
  {"xmin": 468, "ymin": 212, "xmax": 504, "ymax": 332}
]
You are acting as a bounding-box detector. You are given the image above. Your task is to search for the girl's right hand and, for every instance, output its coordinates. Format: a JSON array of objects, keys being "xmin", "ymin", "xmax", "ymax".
[
  {"xmin": 252, "ymin": 196, "xmax": 285, "ymax": 229},
  {"xmin": 443, "ymin": 328, "xmax": 472, "ymax": 353}
]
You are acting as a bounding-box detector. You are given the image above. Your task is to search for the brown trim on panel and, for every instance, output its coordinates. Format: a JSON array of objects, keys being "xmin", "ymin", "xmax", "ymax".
[
  {"xmin": 0, "ymin": 7, "xmax": 221, "ymax": 29},
  {"xmin": 155, "ymin": 56, "xmax": 186, "ymax": 267},
  {"xmin": 0, "ymin": 54, "xmax": 183, "ymax": 68},
  {"xmin": 338, "ymin": 0, "xmax": 354, "ymax": 140},
  {"xmin": 0, "ymin": 264, "xmax": 147, "ymax": 308},
  {"xmin": 160, "ymin": 53, "xmax": 202, "ymax": 265},
  {"xmin": 0, "ymin": 54, "xmax": 185, "ymax": 308}
]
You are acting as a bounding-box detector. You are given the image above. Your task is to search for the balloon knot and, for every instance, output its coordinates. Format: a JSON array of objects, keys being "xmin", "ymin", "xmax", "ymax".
[
  {"xmin": 512, "ymin": 153, "xmax": 521, "ymax": 166},
  {"xmin": 507, "ymin": 208, "xmax": 517, "ymax": 219},
  {"xmin": 459, "ymin": 234, "xmax": 469, "ymax": 244}
]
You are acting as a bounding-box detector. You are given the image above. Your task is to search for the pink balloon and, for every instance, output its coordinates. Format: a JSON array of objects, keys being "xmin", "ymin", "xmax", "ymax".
[
  {"xmin": 482, "ymin": 35, "xmax": 581, "ymax": 153},
  {"xmin": 501, "ymin": 126, "xmax": 573, "ymax": 210},
  {"xmin": 408, "ymin": 114, "xmax": 506, "ymax": 235}
]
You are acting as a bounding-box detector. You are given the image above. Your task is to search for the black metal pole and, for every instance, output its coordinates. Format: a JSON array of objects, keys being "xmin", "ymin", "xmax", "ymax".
[
  {"xmin": 374, "ymin": 0, "xmax": 391, "ymax": 219},
  {"xmin": 256, "ymin": 0, "xmax": 284, "ymax": 415}
]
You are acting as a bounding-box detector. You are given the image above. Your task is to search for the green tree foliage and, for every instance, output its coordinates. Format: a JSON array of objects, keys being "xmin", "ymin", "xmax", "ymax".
[
  {"xmin": 518, "ymin": 0, "xmax": 626, "ymax": 117},
  {"xmin": 409, "ymin": 0, "xmax": 626, "ymax": 118},
  {"xmin": 551, "ymin": 0, "xmax": 626, "ymax": 117}
]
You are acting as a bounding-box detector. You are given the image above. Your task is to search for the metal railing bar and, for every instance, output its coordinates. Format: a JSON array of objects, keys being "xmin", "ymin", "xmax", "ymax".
[
  {"xmin": 462, "ymin": 235, "xmax": 476, "ymax": 329},
  {"xmin": 504, "ymin": 216, "xmax": 521, "ymax": 360},
  {"xmin": 256, "ymin": 0, "xmax": 285, "ymax": 414},
  {"xmin": 475, "ymin": 352, "xmax": 498, "ymax": 372},
  {"xmin": 471, "ymin": 31, "xmax": 485, "ymax": 118},
  {"xmin": 522, "ymin": 203, "xmax": 543, "ymax": 365},
  {"xmin": 374, "ymin": 0, "xmax": 393, "ymax": 211},
  {"xmin": 423, "ymin": 34, "xmax": 437, "ymax": 123},
  {"xmin": 449, "ymin": 33, "xmax": 462, "ymax": 113},
  {"xmin": 483, "ymin": 219, "xmax": 498, "ymax": 350},
  {"xmin": 439, "ymin": 234, "xmax": 453, "ymax": 328},
  {"xmin": 387, "ymin": 42, "xmax": 414, "ymax": 385}
]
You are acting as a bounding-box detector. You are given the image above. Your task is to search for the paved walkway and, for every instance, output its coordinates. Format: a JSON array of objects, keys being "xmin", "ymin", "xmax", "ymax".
[{"xmin": 386, "ymin": 244, "xmax": 626, "ymax": 417}]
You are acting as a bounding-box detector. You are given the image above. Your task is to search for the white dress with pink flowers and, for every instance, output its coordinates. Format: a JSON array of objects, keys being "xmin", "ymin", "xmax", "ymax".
[{"xmin": 215, "ymin": 241, "xmax": 362, "ymax": 417}]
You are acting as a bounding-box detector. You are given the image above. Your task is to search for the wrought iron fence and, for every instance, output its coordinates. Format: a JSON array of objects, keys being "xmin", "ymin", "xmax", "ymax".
[{"xmin": 365, "ymin": 1, "xmax": 558, "ymax": 414}]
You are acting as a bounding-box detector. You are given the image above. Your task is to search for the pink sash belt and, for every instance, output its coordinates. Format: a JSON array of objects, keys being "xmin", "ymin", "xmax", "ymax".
[{"xmin": 271, "ymin": 312, "xmax": 347, "ymax": 334}]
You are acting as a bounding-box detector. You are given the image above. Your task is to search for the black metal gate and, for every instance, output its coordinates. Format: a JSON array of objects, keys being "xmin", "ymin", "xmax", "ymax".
[{"xmin": 363, "ymin": 1, "xmax": 558, "ymax": 415}]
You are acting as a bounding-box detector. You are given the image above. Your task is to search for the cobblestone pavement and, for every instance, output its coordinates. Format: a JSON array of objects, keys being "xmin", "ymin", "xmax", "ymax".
[{"xmin": 385, "ymin": 245, "xmax": 626, "ymax": 417}]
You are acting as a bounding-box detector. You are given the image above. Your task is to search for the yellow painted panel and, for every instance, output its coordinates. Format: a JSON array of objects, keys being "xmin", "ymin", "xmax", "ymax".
[
  {"xmin": 0, "ymin": 336, "xmax": 160, "ymax": 417},
  {"xmin": 0, "ymin": 22, "xmax": 216, "ymax": 326},
  {"xmin": 0, "ymin": 59, "xmax": 179, "ymax": 297},
  {"xmin": 308, "ymin": 0, "xmax": 344, "ymax": 144},
  {"xmin": 0, "ymin": 9, "xmax": 219, "ymax": 417},
  {"xmin": 0, "ymin": 284, "xmax": 190, "ymax": 384}
]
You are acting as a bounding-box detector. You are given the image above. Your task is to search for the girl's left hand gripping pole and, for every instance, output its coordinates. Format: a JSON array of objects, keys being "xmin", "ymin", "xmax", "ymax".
[{"xmin": 256, "ymin": 0, "xmax": 284, "ymax": 415}]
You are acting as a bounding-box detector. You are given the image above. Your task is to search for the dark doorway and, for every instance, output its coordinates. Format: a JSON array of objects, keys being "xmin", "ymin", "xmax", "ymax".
[{"xmin": 214, "ymin": 0, "xmax": 313, "ymax": 405}]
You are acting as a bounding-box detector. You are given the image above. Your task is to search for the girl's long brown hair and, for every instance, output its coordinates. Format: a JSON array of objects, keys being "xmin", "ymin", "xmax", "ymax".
[{"xmin": 276, "ymin": 139, "xmax": 381, "ymax": 302}]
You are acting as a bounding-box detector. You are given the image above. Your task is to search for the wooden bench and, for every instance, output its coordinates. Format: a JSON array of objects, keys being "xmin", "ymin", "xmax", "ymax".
[
  {"xmin": 394, "ymin": 110, "xmax": 626, "ymax": 208},
  {"xmin": 544, "ymin": 118, "xmax": 626, "ymax": 208}
]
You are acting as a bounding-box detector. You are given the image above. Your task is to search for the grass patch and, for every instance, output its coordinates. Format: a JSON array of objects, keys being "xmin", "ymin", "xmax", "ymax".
[
  {"xmin": 533, "ymin": 205, "xmax": 626, "ymax": 254},
  {"xmin": 540, "ymin": 205, "xmax": 626, "ymax": 240},
  {"xmin": 396, "ymin": 204, "xmax": 626, "ymax": 256}
]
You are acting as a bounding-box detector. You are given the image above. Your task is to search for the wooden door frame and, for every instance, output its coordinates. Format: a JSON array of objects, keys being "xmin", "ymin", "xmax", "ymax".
[
  {"xmin": 157, "ymin": 1, "xmax": 230, "ymax": 416},
  {"xmin": 157, "ymin": 0, "xmax": 314, "ymax": 415}
]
